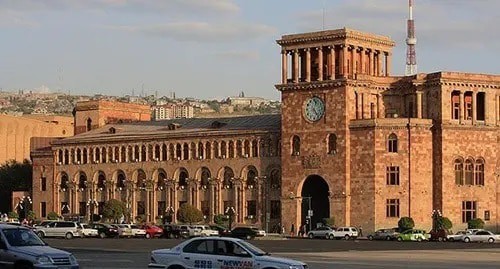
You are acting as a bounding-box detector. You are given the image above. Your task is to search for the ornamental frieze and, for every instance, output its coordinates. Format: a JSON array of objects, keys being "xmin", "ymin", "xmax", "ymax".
[{"xmin": 302, "ymin": 153, "xmax": 322, "ymax": 169}]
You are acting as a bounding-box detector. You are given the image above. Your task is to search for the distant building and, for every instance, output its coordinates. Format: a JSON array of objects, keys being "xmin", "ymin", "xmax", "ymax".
[
  {"xmin": 152, "ymin": 104, "xmax": 194, "ymax": 120},
  {"xmin": 227, "ymin": 96, "xmax": 268, "ymax": 107}
]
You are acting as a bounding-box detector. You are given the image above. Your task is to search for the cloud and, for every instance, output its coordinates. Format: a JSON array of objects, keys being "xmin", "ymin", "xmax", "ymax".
[
  {"xmin": 0, "ymin": 0, "xmax": 240, "ymax": 14},
  {"xmin": 293, "ymin": 0, "xmax": 500, "ymax": 49},
  {"xmin": 108, "ymin": 21, "xmax": 276, "ymax": 42},
  {"xmin": 214, "ymin": 50, "xmax": 260, "ymax": 61}
]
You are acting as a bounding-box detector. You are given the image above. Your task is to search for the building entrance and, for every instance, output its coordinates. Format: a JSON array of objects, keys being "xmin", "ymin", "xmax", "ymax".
[{"xmin": 301, "ymin": 175, "xmax": 330, "ymax": 231}]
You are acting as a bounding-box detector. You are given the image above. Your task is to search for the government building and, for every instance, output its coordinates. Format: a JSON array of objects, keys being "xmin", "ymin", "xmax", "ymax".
[{"xmin": 31, "ymin": 28, "xmax": 500, "ymax": 233}]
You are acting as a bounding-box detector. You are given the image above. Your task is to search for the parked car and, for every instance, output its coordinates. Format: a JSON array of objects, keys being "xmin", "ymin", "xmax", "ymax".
[
  {"xmin": 0, "ymin": 224, "xmax": 80, "ymax": 268},
  {"xmin": 307, "ymin": 226, "xmax": 335, "ymax": 239},
  {"xmin": 36, "ymin": 221, "xmax": 83, "ymax": 239},
  {"xmin": 429, "ymin": 229, "xmax": 450, "ymax": 242},
  {"xmin": 162, "ymin": 224, "xmax": 189, "ymax": 239},
  {"xmin": 209, "ymin": 225, "xmax": 231, "ymax": 237},
  {"xmin": 368, "ymin": 228, "xmax": 399, "ymax": 241},
  {"xmin": 326, "ymin": 227, "xmax": 359, "ymax": 240},
  {"xmin": 446, "ymin": 230, "xmax": 468, "ymax": 242},
  {"xmin": 142, "ymin": 225, "xmax": 163, "ymax": 239},
  {"xmin": 462, "ymin": 230, "xmax": 500, "ymax": 243},
  {"xmin": 80, "ymin": 223, "xmax": 98, "ymax": 237},
  {"xmin": 191, "ymin": 225, "xmax": 219, "ymax": 237},
  {"xmin": 397, "ymin": 229, "xmax": 430, "ymax": 242},
  {"xmin": 114, "ymin": 224, "xmax": 134, "ymax": 238},
  {"xmin": 230, "ymin": 227, "xmax": 262, "ymax": 240},
  {"xmin": 33, "ymin": 220, "xmax": 53, "ymax": 228},
  {"xmin": 91, "ymin": 223, "xmax": 119, "ymax": 238},
  {"xmin": 178, "ymin": 225, "xmax": 201, "ymax": 238},
  {"xmin": 129, "ymin": 224, "xmax": 147, "ymax": 237},
  {"xmin": 148, "ymin": 237, "xmax": 307, "ymax": 269}
]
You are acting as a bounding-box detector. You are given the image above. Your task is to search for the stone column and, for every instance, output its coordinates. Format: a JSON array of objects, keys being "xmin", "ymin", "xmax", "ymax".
[
  {"xmin": 293, "ymin": 50, "xmax": 299, "ymax": 83},
  {"xmin": 362, "ymin": 93, "xmax": 370, "ymax": 119},
  {"xmin": 472, "ymin": 92, "xmax": 477, "ymax": 124},
  {"xmin": 317, "ymin": 47, "xmax": 323, "ymax": 81},
  {"xmin": 329, "ymin": 46, "xmax": 336, "ymax": 80},
  {"xmin": 342, "ymin": 45, "xmax": 348, "ymax": 77},
  {"xmin": 257, "ymin": 180, "xmax": 262, "ymax": 225},
  {"xmin": 385, "ymin": 52, "xmax": 392, "ymax": 76},
  {"xmin": 357, "ymin": 92, "xmax": 363, "ymax": 119},
  {"xmin": 369, "ymin": 50, "xmax": 374, "ymax": 76},
  {"xmin": 416, "ymin": 91, "xmax": 422, "ymax": 118},
  {"xmin": 305, "ymin": 48, "xmax": 311, "ymax": 82},
  {"xmin": 360, "ymin": 47, "xmax": 365, "ymax": 75},
  {"xmin": 377, "ymin": 51, "xmax": 382, "ymax": 76},
  {"xmin": 173, "ymin": 185, "xmax": 178, "ymax": 223},
  {"xmin": 351, "ymin": 46, "xmax": 356, "ymax": 77},
  {"xmin": 282, "ymin": 50, "xmax": 288, "ymax": 84},
  {"xmin": 377, "ymin": 94, "xmax": 383, "ymax": 118},
  {"xmin": 459, "ymin": 92, "xmax": 465, "ymax": 123}
]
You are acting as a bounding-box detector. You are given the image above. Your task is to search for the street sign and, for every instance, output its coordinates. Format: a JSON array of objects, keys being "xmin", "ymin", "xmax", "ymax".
[{"xmin": 308, "ymin": 210, "xmax": 313, "ymax": 217}]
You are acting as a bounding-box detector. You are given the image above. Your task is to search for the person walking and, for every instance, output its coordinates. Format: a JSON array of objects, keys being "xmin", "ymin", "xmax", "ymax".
[{"xmin": 290, "ymin": 224, "xmax": 295, "ymax": 237}]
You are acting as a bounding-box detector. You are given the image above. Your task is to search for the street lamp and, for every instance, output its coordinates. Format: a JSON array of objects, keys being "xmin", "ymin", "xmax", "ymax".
[
  {"xmin": 17, "ymin": 196, "xmax": 32, "ymax": 221},
  {"xmin": 86, "ymin": 199, "xmax": 98, "ymax": 224},
  {"xmin": 289, "ymin": 194, "xmax": 312, "ymax": 232},
  {"xmin": 225, "ymin": 206, "xmax": 236, "ymax": 231},
  {"xmin": 165, "ymin": 206, "xmax": 174, "ymax": 224}
]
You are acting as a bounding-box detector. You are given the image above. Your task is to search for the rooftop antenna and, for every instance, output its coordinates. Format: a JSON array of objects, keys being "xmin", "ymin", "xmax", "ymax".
[{"xmin": 405, "ymin": 0, "xmax": 418, "ymax": 76}]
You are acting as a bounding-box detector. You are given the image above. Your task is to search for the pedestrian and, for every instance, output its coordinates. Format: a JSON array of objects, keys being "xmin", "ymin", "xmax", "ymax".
[
  {"xmin": 359, "ymin": 226, "xmax": 363, "ymax": 237},
  {"xmin": 290, "ymin": 224, "xmax": 295, "ymax": 237},
  {"xmin": 281, "ymin": 225, "xmax": 286, "ymax": 235},
  {"xmin": 299, "ymin": 224, "xmax": 305, "ymax": 237}
]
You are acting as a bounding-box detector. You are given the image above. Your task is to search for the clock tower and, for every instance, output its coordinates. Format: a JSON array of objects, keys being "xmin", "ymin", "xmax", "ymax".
[{"xmin": 276, "ymin": 28, "xmax": 395, "ymax": 231}]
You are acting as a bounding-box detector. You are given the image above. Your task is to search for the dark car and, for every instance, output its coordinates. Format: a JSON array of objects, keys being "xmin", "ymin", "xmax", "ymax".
[
  {"xmin": 91, "ymin": 223, "xmax": 119, "ymax": 238},
  {"xmin": 368, "ymin": 228, "xmax": 399, "ymax": 241},
  {"xmin": 162, "ymin": 224, "xmax": 189, "ymax": 239},
  {"xmin": 429, "ymin": 229, "xmax": 449, "ymax": 242},
  {"xmin": 230, "ymin": 227, "xmax": 258, "ymax": 240}
]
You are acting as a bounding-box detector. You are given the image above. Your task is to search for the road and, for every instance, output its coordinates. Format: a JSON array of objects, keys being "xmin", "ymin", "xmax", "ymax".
[{"xmin": 45, "ymin": 238, "xmax": 500, "ymax": 269}]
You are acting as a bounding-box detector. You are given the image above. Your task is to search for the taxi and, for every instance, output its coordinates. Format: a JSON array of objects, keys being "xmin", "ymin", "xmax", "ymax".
[{"xmin": 148, "ymin": 237, "xmax": 307, "ymax": 269}]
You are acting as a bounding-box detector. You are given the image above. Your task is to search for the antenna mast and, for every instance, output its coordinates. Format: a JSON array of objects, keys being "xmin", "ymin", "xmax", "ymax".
[{"xmin": 405, "ymin": 0, "xmax": 418, "ymax": 76}]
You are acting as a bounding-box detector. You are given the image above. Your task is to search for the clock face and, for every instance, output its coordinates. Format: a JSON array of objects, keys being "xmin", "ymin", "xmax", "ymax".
[{"xmin": 304, "ymin": 97, "xmax": 325, "ymax": 122}]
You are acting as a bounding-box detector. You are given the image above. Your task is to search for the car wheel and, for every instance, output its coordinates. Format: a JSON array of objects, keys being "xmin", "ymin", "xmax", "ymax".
[
  {"xmin": 329, "ymin": 234, "xmax": 335, "ymax": 240},
  {"xmin": 308, "ymin": 233, "xmax": 314, "ymax": 239},
  {"xmin": 397, "ymin": 237, "xmax": 403, "ymax": 242},
  {"xmin": 245, "ymin": 235, "xmax": 252, "ymax": 240},
  {"xmin": 65, "ymin": 232, "xmax": 74, "ymax": 240},
  {"xmin": 386, "ymin": 236, "xmax": 392, "ymax": 241},
  {"xmin": 344, "ymin": 235, "xmax": 350, "ymax": 240},
  {"xmin": 463, "ymin": 237, "xmax": 470, "ymax": 243},
  {"xmin": 417, "ymin": 237, "xmax": 422, "ymax": 242},
  {"xmin": 99, "ymin": 232, "xmax": 106, "ymax": 239},
  {"xmin": 488, "ymin": 238, "xmax": 495, "ymax": 243},
  {"xmin": 449, "ymin": 238, "xmax": 454, "ymax": 242},
  {"xmin": 146, "ymin": 233, "xmax": 152, "ymax": 239},
  {"xmin": 438, "ymin": 237, "xmax": 443, "ymax": 242},
  {"xmin": 36, "ymin": 231, "xmax": 45, "ymax": 239}
]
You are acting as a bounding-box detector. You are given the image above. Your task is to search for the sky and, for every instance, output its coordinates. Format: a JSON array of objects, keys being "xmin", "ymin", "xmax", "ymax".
[{"xmin": 0, "ymin": 0, "xmax": 498, "ymax": 100}]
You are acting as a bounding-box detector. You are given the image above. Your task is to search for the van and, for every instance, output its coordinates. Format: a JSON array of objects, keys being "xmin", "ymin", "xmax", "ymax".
[{"xmin": 36, "ymin": 221, "xmax": 82, "ymax": 239}]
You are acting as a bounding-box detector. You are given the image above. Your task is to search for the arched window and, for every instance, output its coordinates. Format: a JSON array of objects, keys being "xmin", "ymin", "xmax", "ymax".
[
  {"xmin": 141, "ymin": 145, "xmax": 147, "ymax": 162},
  {"xmin": 464, "ymin": 159, "xmax": 474, "ymax": 185},
  {"xmin": 269, "ymin": 169, "xmax": 280, "ymax": 189},
  {"xmin": 78, "ymin": 173, "xmax": 87, "ymax": 190},
  {"xmin": 86, "ymin": 118, "xmax": 92, "ymax": 131},
  {"xmin": 388, "ymin": 133, "xmax": 398, "ymax": 153},
  {"xmin": 76, "ymin": 148, "xmax": 82, "ymax": 164},
  {"xmin": 201, "ymin": 168, "xmax": 211, "ymax": 188},
  {"xmin": 161, "ymin": 144, "xmax": 167, "ymax": 161},
  {"xmin": 228, "ymin": 141, "xmax": 235, "ymax": 158},
  {"xmin": 251, "ymin": 140, "xmax": 258, "ymax": 157},
  {"xmin": 178, "ymin": 169, "xmax": 189, "ymax": 189},
  {"xmin": 474, "ymin": 159, "xmax": 484, "ymax": 186},
  {"xmin": 176, "ymin": 144, "xmax": 182, "ymax": 160},
  {"xmin": 223, "ymin": 167, "xmax": 234, "ymax": 189},
  {"xmin": 236, "ymin": 140, "xmax": 243, "ymax": 157},
  {"xmin": 97, "ymin": 172, "xmax": 106, "ymax": 191},
  {"xmin": 94, "ymin": 147, "xmax": 100, "ymax": 163},
  {"xmin": 190, "ymin": 142, "xmax": 196, "ymax": 160},
  {"xmin": 291, "ymin": 135, "xmax": 300, "ymax": 156},
  {"xmin": 120, "ymin": 146, "xmax": 125, "ymax": 162},
  {"xmin": 246, "ymin": 167, "xmax": 257, "ymax": 189},
  {"xmin": 169, "ymin": 144, "xmax": 175, "ymax": 160},
  {"xmin": 127, "ymin": 146, "xmax": 133, "ymax": 162},
  {"xmin": 157, "ymin": 171, "xmax": 167, "ymax": 190},
  {"xmin": 213, "ymin": 142, "xmax": 219, "ymax": 158},
  {"xmin": 64, "ymin": 149, "xmax": 69, "ymax": 164},
  {"xmin": 82, "ymin": 148, "xmax": 88, "ymax": 164},
  {"xmin": 116, "ymin": 172, "xmax": 126, "ymax": 190},
  {"xmin": 205, "ymin": 142, "xmax": 212, "ymax": 160},
  {"xmin": 60, "ymin": 173, "xmax": 69, "ymax": 190},
  {"xmin": 183, "ymin": 143, "xmax": 189, "ymax": 160},
  {"xmin": 198, "ymin": 142, "xmax": 204, "ymax": 159},
  {"xmin": 134, "ymin": 145, "xmax": 140, "ymax": 162},
  {"xmin": 136, "ymin": 170, "xmax": 146, "ymax": 190},
  {"xmin": 454, "ymin": 159, "xmax": 464, "ymax": 185},
  {"xmin": 220, "ymin": 141, "xmax": 227, "ymax": 158},
  {"xmin": 328, "ymin": 134, "xmax": 337, "ymax": 155},
  {"xmin": 244, "ymin": 140, "xmax": 250, "ymax": 157},
  {"xmin": 58, "ymin": 150, "xmax": 63, "ymax": 164}
]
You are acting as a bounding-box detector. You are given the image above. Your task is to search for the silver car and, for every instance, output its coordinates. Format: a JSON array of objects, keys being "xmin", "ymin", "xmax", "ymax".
[
  {"xmin": 36, "ymin": 221, "xmax": 82, "ymax": 239},
  {"xmin": 462, "ymin": 230, "xmax": 500, "ymax": 243},
  {"xmin": 446, "ymin": 230, "xmax": 468, "ymax": 242},
  {"xmin": 0, "ymin": 224, "xmax": 79, "ymax": 268},
  {"xmin": 307, "ymin": 226, "xmax": 334, "ymax": 239}
]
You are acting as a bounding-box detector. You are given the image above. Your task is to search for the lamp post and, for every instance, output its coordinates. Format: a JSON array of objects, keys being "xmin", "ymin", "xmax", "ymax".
[
  {"xmin": 17, "ymin": 196, "xmax": 33, "ymax": 221},
  {"xmin": 87, "ymin": 199, "xmax": 98, "ymax": 224},
  {"xmin": 166, "ymin": 206, "xmax": 174, "ymax": 224},
  {"xmin": 289, "ymin": 194, "xmax": 312, "ymax": 232},
  {"xmin": 225, "ymin": 206, "xmax": 236, "ymax": 231}
]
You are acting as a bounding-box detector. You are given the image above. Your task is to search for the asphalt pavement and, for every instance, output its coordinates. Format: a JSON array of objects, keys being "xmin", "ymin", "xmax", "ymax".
[{"xmin": 44, "ymin": 237, "xmax": 500, "ymax": 269}]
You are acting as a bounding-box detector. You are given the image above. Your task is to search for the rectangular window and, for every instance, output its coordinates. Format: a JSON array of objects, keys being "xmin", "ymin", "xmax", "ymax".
[
  {"xmin": 462, "ymin": 201, "xmax": 477, "ymax": 223},
  {"xmin": 386, "ymin": 166, "xmax": 400, "ymax": 185},
  {"xmin": 270, "ymin": 200, "xmax": 281, "ymax": 219},
  {"xmin": 247, "ymin": 200, "xmax": 257, "ymax": 217},
  {"xmin": 137, "ymin": 201, "xmax": 146, "ymax": 216},
  {"xmin": 386, "ymin": 199, "xmax": 400, "ymax": 218},
  {"xmin": 41, "ymin": 177, "xmax": 47, "ymax": 192},
  {"xmin": 41, "ymin": 202, "xmax": 47, "ymax": 218},
  {"xmin": 201, "ymin": 201, "xmax": 210, "ymax": 217},
  {"xmin": 157, "ymin": 201, "xmax": 166, "ymax": 217},
  {"xmin": 453, "ymin": 102, "xmax": 460, "ymax": 120},
  {"xmin": 484, "ymin": 210, "xmax": 490, "ymax": 221},
  {"xmin": 79, "ymin": 202, "xmax": 86, "ymax": 216}
]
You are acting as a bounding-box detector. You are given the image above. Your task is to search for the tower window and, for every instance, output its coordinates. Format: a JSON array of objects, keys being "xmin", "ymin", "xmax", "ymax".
[
  {"xmin": 328, "ymin": 134, "xmax": 337, "ymax": 155},
  {"xmin": 474, "ymin": 159, "xmax": 484, "ymax": 186},
  {"xmin": 86, "ymin": 118, "xmax": 92, "ymax": 131},
  {"xmin": 464, "ymin": 92, "xmax": 473, "ymax": 120},
  {"xmin": 454, "ymin": 159, "xmax": 464, "ymax": 185},
  {"xmin": 451, "ymin": 91, "xmax": 460, "ymax": 120},
  {"xmin": 388, "ymin": 134, "xmax": 398, "ymax": 153},
  {"xmin": 386, "ymin": 166, "xmax": 400, "ymax": 185},
  {"xmin": 292, "ymin": 135, "xmax": 300, "ymax": 156}
]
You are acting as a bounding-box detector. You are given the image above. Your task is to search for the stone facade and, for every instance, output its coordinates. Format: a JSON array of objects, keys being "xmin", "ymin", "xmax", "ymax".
[{"xmin": 31, "ymin": 28, "xmax": 500, "ymax": 234}]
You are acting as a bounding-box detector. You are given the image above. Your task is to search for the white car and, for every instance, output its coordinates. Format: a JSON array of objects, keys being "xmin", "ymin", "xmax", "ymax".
[
  {"xmin": 179, "ymin": 225, "xmax": 202, "ymax": 237},
  {"xmin": 191, "ymin": 225, "xmax": 219, "ymax": 237},
  {"xmin": 326, "ymin": 226, "xmax": 359, "ymax": 240},
  {"xmin": 129, "ymin": 224, "xmax": 147, "ymax": 237},
  {"xmin": 446, "ymin": 230, "xmax": 468, "ymax": 242},
  {"xmin": 80, "ymin": 224, "xmax": 98, "ymax": 237},
  {"xmin": 115, "ymin": 224, "xmax": 134, "ymax": 237},
  {"xmin": 462, "ymin": 230, "xmax": 500, "ymax": 243},
  {"xmin": 148, "ymin": 237, "xmax": 307, "ymax": 269}
]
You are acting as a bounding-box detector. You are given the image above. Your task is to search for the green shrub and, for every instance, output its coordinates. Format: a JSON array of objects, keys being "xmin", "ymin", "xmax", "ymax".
[
  {"xmin": 214, "ymin": 214, "xmax": 228, "ymax": 225},
  {"xmin": 177, "ymin": 204, "xmax": 203, "ymax": 224},
  {"xmin": 7, "ymin": 211, "xmax": 18, "ymax": 219},
  {"xmin": 467, "ymin": 218, "xmax": 485, "ymax": 229},
  {"xmin": 440, "ymin": 217, "xmax": 453, "ymax": 230},
  {"xmin": 398, "ymin": 217, "xmax": 415, "ymax": 232},
  {"xmin": 322, "ymin": 217, "xmax": 335, "ymax": 227},
  {"xmin": 47, "ymin": 211, "xmax": 59, "ymax": 220}
]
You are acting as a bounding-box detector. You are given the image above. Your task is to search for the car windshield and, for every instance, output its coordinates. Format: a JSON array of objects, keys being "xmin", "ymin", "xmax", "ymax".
[
  {"xmin": 238, "ymin": 241, "xmax": 268, "ymax": 256},
  {"xmin": 2, "ymin": 228, "xmax": 46, "ymax": 247}
]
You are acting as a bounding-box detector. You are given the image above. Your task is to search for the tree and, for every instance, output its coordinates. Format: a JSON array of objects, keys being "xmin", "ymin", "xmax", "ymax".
[
  {"xmin": 0, "ymin": 160, "xmax": 32, "ymax": 213},
  {"xmin": 398, "ymin": 217, "xmax": 415, "ymax": 232},
  {"xmin": 8, "ymin": 211, "xmax": 18, "ymax": 220},
  {"xmin": 177, "ymin": 203, "xmax": 203, "ymax": 224},
  {"xmin": 102, "ymin": 199, "xmax": 127, "ymax": 223},
  {"xmin": 214, "ymin": 214, "xmax": 228, "ymax": 226},
  {"xmin": 322, "ymin": 217, "xmax": 335, "ymax": 227},
  {"xmin": 439, "ymin": 217, "xmax": 453, "ymax": 230},
  {"xmin": 47, "ymin": 211, "xmax": 59, "ymax": 220},
  {"xmin": 27, "ymin": 210, "xmax": 36, "ymax": 221},
  {"xmin": 467, "ymin": 218, "xmax": 485, "ymax": 229}
]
